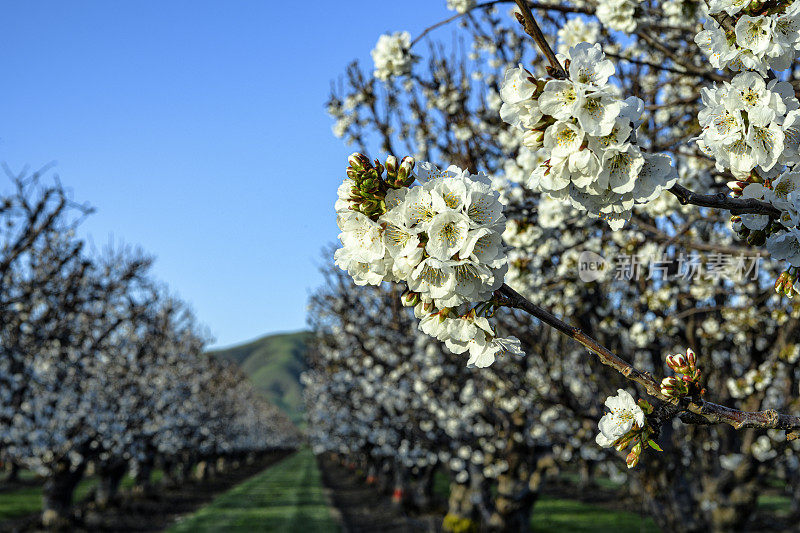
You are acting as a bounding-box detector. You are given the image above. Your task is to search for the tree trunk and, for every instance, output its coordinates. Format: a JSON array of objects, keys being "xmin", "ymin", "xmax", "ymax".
[
  {"xmin": 490, "ymin": 471, "xmax": 541, "ymax": 532},
  {"xmin": 577, "ymin": 458, "xmax": 595, "ymax": 492},
  {"xmin": 636, "ymin": 448, "xmax": 759, "ymax": 533},
  {"xmin": 377, "ymin": 459, "xmax": 393, "ymax": 494},
  {"xmin": 365, "ymin": 462, "xmax": 378, "ymax": 486},
  {"xmin": 443, "ymin": 481, "xmax": 479, "ymax": 533},
  {"xmin": 4, "ymin": 462, "xmax": 19, "ymax": 483},
  {"xmin": 390, "ymin": 463, "xmax": 409, "ymax": 509},
  {"xmin": 411, "ymin": 465, "xmax": 435, "ymax": 511},
  {"xmin": 42, "ymin": 461, "xmax": 86, "ymax": 528},
  {"xmin": 180, "ymin": 461, "xmax": 194, "ymax": 483},
  {"xmin": 132, "ymin": 457, "xmax": 154, "ymax": 496},
  {"xmin": 194, "ymin": 460, "xmax": 207, "ymax": 482},
  {"xmin": 95, "ymin": 461, "xmax": 127, "ymax": 508}
]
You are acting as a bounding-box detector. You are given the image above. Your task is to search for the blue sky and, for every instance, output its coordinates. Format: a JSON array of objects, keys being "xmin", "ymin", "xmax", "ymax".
[{"xmin": 0, "ymin": 1, "xmax": 457, "ymax": 348}]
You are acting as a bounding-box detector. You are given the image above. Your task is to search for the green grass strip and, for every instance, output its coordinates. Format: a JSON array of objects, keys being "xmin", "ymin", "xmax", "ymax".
[
  {"xmin": 0, "ymin": 477, "xmax": 98, "ymax": 522},
  {"xmin": 168, "ymin": 449, "xmax": 339, "ymax": 533},
  {"xmin": 531, "ymin": 495, "xmax": 659, "ymax": 532}
]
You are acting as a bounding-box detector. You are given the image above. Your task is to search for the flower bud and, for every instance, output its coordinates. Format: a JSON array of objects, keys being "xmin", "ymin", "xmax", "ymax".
[
  {"xmin": 626, "ymin": 448, "xmax": 640, "ymax": 469},
  {"xmin": 727, "ymin": 181, "xmax": 747, "ymax": 197},
  {"xmin": 359, "ymin": 170, "xmax": 381, "ymax": 194},
  {"xmin": 614, "ymin": 433, "xmax": 633, "ymax": 452},
  {"xmin": 397, "ymin": 156, "xmax": 415, "ymax": 186},
  {"xmin": 385, "ymin": 155, "xmax": 398, "ymax": 178},
  {"xmin": 401, "ymin": 291, "xmax": 421, "ymax": 307},
  {"xmin": 522, "ymin": 129, "xmax": 544, "ymax": 149},
  {"xmin": 666, "ymin": 353, "xmax": 689, "ymax": 374},
  {"xmin": 661, "ymin": 376, "xmax": 687, "ymax": 398},
  {"xmin": 685, "ymin": 348, "xmax": 696, "ymax": 369},
  {"xmin": 775, "ymin": 272, "xmax": 788, "ymax": 294},
  {"xmin": 386, "ymin": 156, "xmax": 416, "ymax": 188},
  {"xmin": 348, "ymin": 152, "xmax": 371, "ymax": 172}
]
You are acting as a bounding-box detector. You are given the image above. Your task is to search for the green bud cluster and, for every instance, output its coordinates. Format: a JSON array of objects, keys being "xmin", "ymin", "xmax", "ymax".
[
  {"xmin": 345, "ymin": 152, "xmax": 416, "ymax": 219},
  {"xmin": 775, "ymin": 267, "xmax": 799, "ymax": 298},
  {"xmin": 730, "ymin": 214, "xmax": 783, "ymax": 246},
  {"xmin": 661, "ymin": 349, "xmax": 704, "ymax": 399},
  {"xmin": 727, "ymin": 172, "xmax": 783, "ymax": 245}
]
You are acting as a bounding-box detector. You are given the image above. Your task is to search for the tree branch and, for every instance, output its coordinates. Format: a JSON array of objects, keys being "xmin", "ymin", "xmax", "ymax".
[
  {"xmin": 512, "ymin": 0, "xmax": 567, "ymax": 78},
  {"xmin": 411, "ymin": 1, "xmax": 593, "ymax": 47},
  {"xmin": 496, "ymin": 283, "xmax": 800, "ymax": 435},
  {"xmin": 668, "ymin": 184, "xmax": 782, "ymax": 217}
]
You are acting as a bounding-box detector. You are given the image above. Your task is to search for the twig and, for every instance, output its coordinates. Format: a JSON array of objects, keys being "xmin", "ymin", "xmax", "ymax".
[
  {"xmin": 668, "ymin": 184, "xmax": 782, "ymax": 218},
  {"xmin": 496, "ymin": 284, "xmax": 800, "ymax": 435},
  {"xmin": 411, "ymin": 1, "xmax": 592, "ymax": 47},
  {"xmin": 512, "ymin": 0, "xmax": 567, "ymax": 78}
]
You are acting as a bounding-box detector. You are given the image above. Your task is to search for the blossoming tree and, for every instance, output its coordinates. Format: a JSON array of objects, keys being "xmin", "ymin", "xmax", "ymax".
[
  {"xmin": 0, "ymin": 169, "xmax": 300, "ymax": 527},
  {"xmin": 321, "ymin": 1, "xmax": 800, "ymax": 531}
]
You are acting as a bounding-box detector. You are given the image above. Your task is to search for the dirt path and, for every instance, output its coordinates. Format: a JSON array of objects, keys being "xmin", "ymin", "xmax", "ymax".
[
  {"xmin": 317, "ymin": 455, "xmax": 442, "ymax": 533},
  {"xmin": 0, "ymin": 450, "xmax": 294, "ymax": 532}
]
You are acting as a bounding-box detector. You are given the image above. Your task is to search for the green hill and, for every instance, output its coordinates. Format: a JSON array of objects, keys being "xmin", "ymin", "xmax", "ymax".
[{"xmin": 208, "ymin": 331, "xmax": 309, "ymax": 426}]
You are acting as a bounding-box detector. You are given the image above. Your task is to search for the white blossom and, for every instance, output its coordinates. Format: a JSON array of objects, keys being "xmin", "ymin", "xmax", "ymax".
[
  {"xmin": 595, "ymin": 389, "xmax": 645, "ymax": 447},
  {"xmin": 499, "ymin": 43, "xmax": 677, "ymax": 229},
  {"xmin": 371, "ymin": 31, "xmax": 414, "ymax": 80}
]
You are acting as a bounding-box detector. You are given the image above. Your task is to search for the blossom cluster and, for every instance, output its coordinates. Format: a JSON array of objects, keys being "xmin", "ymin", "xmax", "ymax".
[
  {"xmin": 556, "ymin": 18, "xmax": 600, "ymax": 56},
  {"xmin": 691, "ymin": 4, "xmax": 800, "ymax": 296},
  {"xmin": 596, "ymin": 0, "xmax": 642, "ymax": 33},
  {"xmin": 335, "ymin": 154, "xmax": 524, "ymax": 367},
  {"xmin": 446, "ymin": 0, "xmax": 476, "ymax": 14},
  {"xmin": 371, "ymin": 31, "xmax": 415, "ymax": 81},
  {"xmin": 499, "ymin": 43, "xmax": 678, "ymax": 229},
  {"xmin": 696, "ymin": 72, "xmax": 800, "ymax": 177},
  {"xmin": 696, "ymin": 1, "xmax": 800, "ymax": 74},
  {"xmin": 732, "ymin": 171, "xmax": 800, "ymax": 296},
  {"xmin": 696, "ymin": 72, "xmax": 800, "ymax": 295}
]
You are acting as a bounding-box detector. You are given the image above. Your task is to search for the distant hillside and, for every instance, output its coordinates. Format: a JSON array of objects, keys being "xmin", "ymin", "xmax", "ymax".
[{"xmin": 208, "ymin": 331, "xmax": 309, "ymax": 426}]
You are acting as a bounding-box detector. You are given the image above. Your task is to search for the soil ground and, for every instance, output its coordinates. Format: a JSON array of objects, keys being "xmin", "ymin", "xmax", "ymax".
[{"xmin": 317, "ymin": 455, "xmax": 442, "ymax": 533}]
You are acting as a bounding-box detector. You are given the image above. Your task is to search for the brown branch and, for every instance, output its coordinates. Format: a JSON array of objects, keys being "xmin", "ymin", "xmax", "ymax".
[
  {"xmin": 668, "ymin": 184, "xmax": 782, "ymax": 218},
  {"xmin": 605, "ymin": 52, "xmax": 703, "ymax": 78},
  {"xmin": 496, "ymin": 283, "xmax": 800, "ymax": 435},
  {"xmin": 632, "ymin": 217, "xmax": 767, "ymax": 257},
  {"xmin": 512, "ymin": 0, "xmax": 567, "ymax": 78},
  {"xmin": 411, "ymin": 1, "xmax": 592, "ymax": 47}
]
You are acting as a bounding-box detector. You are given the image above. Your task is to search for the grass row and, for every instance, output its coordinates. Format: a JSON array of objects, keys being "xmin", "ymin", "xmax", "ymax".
[
  {"xmin": 175, "ymin": 451, "xmax": 656, "ymax": 533},
  {"xmin": 2, "ymin": 452, "xmax": 793, "ymax": 532},
  {"xmin": 167, "ymin": 448, "xmax": 338, "ymax": 532}
]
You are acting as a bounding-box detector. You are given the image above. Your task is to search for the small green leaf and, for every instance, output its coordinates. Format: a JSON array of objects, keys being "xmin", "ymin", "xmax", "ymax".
[{"xmin": 648, "ymin": 439, "xmax": 663, "ymax": 452}]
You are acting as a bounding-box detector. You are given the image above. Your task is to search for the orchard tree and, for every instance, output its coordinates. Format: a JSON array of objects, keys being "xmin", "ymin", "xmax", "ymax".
[
  {"xmin": 0, "ymin": 168, "xmax": 300, "ymax": 527},
  {"xmin": 320, "ymin": 1, "xmax": 800, "ymax": 531}
]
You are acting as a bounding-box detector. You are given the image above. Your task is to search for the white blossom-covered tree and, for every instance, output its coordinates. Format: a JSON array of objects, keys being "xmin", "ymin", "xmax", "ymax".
[
  {"xmin": 320, "ymin": 1, "xmax": 800, "ymax": 531},
  {"xmin": 0, "ymin": 168, "xmax": 300, "ymax": 527}
]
